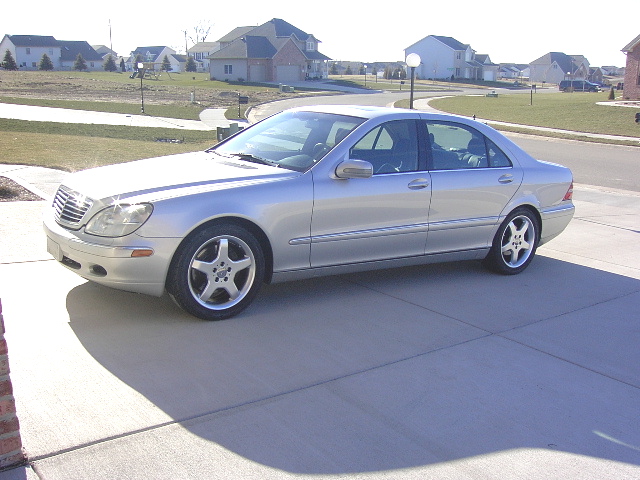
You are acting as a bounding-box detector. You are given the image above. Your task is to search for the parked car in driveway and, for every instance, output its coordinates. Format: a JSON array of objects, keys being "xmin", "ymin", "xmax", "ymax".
[{"xmin": 44, "ymin": 106, "xmax": 575, "ymax": 320}]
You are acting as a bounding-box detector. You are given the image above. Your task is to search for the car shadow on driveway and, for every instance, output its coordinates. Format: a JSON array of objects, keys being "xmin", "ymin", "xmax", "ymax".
[{"xmin": 57, "ymin": 257, "xmax": 640, "ymax": 475}]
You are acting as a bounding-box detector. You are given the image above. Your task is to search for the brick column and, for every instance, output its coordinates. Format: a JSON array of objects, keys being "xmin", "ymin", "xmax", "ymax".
[{"xmin": 0, "ymin": 300, "xmax": 26, "ymax": 468}]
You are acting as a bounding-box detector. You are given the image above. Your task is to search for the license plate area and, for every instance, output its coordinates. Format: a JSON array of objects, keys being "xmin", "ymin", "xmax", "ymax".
[{"xmin": 46, "ymin": 237, "xmax": 62, "ymax": 262}]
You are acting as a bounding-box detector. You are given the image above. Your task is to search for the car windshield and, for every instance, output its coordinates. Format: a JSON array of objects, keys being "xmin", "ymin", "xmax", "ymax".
[{"xmin": 211, "ymin": 111, "xmax": 365, "ymax": 172}]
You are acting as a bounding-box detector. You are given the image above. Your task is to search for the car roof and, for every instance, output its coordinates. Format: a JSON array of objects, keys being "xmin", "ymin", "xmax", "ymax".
[{"xmin": 290, "ymin": 104, "xmax": 415, "ymax": 119}]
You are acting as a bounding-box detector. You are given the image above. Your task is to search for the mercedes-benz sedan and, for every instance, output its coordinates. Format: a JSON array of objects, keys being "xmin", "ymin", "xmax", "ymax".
[{"xmin": 44, "ymin": 106, "xmax": 575, "ymax": 320}]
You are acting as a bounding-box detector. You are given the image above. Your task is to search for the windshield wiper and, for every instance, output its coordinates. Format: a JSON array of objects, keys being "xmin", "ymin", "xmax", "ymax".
[{"xmin": 233, "ymin": 153, "xmax": 280, "ymax": 167}]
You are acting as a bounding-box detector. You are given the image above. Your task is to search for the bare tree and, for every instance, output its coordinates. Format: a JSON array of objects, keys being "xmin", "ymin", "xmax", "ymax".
[{"xmin": 183, "ymin": 21, "xmax": 214, "ymax": 52}]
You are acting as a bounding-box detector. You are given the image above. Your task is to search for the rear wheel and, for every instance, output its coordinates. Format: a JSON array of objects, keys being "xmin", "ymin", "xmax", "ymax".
[
  {"xmin": 167, "ymin": 224, "xmax": 265, "ymax": 320},
  {"xmin": 483, "ymin": 208, "xmax": 539, "ymax": 275}
]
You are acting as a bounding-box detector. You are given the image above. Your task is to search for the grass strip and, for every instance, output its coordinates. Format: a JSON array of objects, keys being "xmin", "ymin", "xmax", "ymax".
[
  {"xmin": 0, "ymin": 130, "xmax": 212, "ymax": 172},
  {"xmin": 0, "ymin": 118, "xmax": 217, "ymax": 143}
]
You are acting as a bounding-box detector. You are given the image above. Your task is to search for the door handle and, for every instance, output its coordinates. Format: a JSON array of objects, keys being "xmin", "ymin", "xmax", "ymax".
[
  {"xmin": 408, "ymin": 178, "xmax": 430, "ymax": 190},
  {"xmin": 498, "ymin": 174, "xmax": 514, "ymax": 184}
]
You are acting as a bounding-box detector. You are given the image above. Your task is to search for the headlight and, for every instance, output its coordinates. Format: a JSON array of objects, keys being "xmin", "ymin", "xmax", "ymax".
[{"xmin": 85, "ymin": 203, "xmax": 153, "ymax": 237}]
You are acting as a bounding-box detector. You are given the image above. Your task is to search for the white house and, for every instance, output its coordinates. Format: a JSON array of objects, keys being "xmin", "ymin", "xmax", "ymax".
[
  {"xmin": 127, "ymin": 46, "xmax": 184, "ymax": 72},
  {"xmin": 0, "ymin": 34, "xmax": 103, "ymax": 71},
  {"xmin": 187, "ymin": 42, "xmax": 220, "ymax": 72},
  {"xmin": 404, "ymin": 35, "xmax": 492, "ymax": 81}
]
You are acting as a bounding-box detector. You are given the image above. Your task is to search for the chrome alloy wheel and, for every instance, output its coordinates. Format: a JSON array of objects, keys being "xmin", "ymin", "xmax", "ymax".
[
  {"xmin": 500, "ymin": 214, "xmax": 536, "ymax": 269},
  {"xmin": 188, "ymin": 235, "xmax": 256, "ymax": 310}
]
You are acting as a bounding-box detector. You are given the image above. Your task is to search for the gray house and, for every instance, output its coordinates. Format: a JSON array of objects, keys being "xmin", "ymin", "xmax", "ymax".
[{"xmin": 529, "ymin": 52, "xmax": 590, "ymax": 84}]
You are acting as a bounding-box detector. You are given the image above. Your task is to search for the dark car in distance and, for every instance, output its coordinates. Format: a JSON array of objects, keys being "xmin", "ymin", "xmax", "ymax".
[{"xmin": 559, "ymin": 80, "xmax": 601, "ymax": 92}]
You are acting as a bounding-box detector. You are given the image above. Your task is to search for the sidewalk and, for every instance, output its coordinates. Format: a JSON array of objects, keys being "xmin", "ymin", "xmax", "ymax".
[{"xmin": 0, "ymin": 102, "xmax": 246, "ymax": 131}]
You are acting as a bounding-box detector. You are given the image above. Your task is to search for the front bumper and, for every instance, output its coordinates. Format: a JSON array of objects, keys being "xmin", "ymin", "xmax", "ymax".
[{"xmin": 43, "ymin": 211, "xmax": 180, "ymax": 297}]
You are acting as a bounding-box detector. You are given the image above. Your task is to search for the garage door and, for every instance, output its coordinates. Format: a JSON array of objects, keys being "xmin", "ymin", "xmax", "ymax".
[
  {"xmin": 276, "ymin": 65, "xmax": 300, "ymax": 83},
  {"xmin": 249, "ymin": 64, "xmax": 266, "ymax": 82}
]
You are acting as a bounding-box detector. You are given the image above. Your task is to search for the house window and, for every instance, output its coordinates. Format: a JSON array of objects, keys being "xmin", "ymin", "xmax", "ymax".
[
  {"xmin": 31, "ymin": 62, "xmax": 36, "ymax": 68},
  {"xmin": 26, "ymin": 48, "xmax": 31, "ymax": 55},
  {"xmin": 306, "ymin": 41, "xmax": 315, "ymax": 51},
  {"xmin": 224, "ymin": 64, "xmax": 233, "ymax": 75},
  {"xmin": 456, "ymin": 52, "xmax": 461, "ymax": 60}
]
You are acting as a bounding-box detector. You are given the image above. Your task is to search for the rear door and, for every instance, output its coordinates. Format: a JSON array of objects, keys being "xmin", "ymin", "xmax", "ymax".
[{"xmin": 423, "ymin": 120, "xmax": 523, "ymax": 254}]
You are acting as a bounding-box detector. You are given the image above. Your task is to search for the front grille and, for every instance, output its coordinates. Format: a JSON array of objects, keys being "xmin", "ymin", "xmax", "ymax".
[{"xmin": 53, "ymin": 186, "xmax": 93, "ymax": 226}]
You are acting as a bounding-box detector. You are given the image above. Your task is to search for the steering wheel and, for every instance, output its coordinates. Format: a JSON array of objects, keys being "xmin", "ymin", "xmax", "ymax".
[{"xmin": 312, "ymin": 143, "xmax": 329, "ymax": 159}]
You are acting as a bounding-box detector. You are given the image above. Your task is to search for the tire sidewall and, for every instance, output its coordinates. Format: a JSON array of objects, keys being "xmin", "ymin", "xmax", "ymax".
[
  {"xmin": 484, "ymin": 208, "xmax": 540, "ymax": 275},
  {"xmin": 167, "ymin": 223, "xmax": 265, "ymax": 320}
]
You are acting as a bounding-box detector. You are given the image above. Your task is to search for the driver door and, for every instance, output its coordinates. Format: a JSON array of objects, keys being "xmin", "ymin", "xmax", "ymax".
[{"xmin": 310, "ymin": 119, "xmax": 432, "ymax": 267}]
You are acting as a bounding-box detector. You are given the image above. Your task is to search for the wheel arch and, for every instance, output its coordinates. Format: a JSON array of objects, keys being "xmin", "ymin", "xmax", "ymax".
[
  {"xmin": 507, "ymin": 203, "xmax": 542, "ymax": 241},
  {"xmin": 166, "ymin": 216, "xmax": 275, "ymax": 289}
]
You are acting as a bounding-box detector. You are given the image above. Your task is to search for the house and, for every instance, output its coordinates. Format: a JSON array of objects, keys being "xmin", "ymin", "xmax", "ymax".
[
  {"xmin": 528, "ymin": 52, "xmax": 590, "ymax": 85},
  {"xmin": 92, "ymin": 45, "xmax": 118, "ymax": 60},
  {"xmin": 404, "ymin": 35, "xmax": 495, "ymax": 81},
  {"xmin": 208, "ymin": 18, "xmax": 330, "ymax": 83},
  {"xmin": 621, "ymin": 34, "xmax": 640, "ymax": 100},
  {"xmin": 187, "ymin": 42, "xmax": 220, "ymax": 72},
  {"xmin": 475, "ymin": 54, "xmax": 499, "ymax": 82},
  {"xmin": 498, "ymin": 63, "xmax": 530, "ymax": 80},
  {"xmin": 0, "ymin": 34, "xmax": 102, "ymax": 71},
  {"xmin": 588, "ymin": 67, "xmax": 605, "ymax": 85},
  {"xmin": 127, "ymin": 46, "xmax": 184, "ymax": 72},
  {"xmin": 58, "ymin": 40, "xmax": 104, "ymax": 70}
]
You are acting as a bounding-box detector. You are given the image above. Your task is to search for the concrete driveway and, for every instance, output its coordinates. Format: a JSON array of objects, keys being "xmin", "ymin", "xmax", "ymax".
[{"xmin": 0, "ymin": 178, "xmax": 639, "ymax": 478}]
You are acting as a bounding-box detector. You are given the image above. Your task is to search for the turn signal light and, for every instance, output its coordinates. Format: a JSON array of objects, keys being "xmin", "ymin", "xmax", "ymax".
[
  {"xmin": 563, "ymin": 181, "xmax": 574, "ymax": 201},
  {"xmin": 131, "ymin": 249, "xmax": 154, "ymax": 258}
]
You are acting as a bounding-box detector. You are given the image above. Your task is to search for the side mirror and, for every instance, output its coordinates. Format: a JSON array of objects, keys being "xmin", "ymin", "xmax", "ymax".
[{"xmin": 334, "ymin": 159, "xmax": 373, "ymax": 179}]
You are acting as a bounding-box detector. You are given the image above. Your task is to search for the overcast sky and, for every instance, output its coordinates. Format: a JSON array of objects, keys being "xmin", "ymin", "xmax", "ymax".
[{"xmin": 2, "ymin": 1, "xmax": 637, "ymax": 67}]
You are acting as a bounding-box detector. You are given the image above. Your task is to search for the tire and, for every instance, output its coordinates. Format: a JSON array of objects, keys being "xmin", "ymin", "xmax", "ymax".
[
  {"xmin": 483, "ymin": 208, "xmax": 539, "ymax": 275},
  {"xmin": 167, "ymin": 223, "xmax": 265, "ymax": 320}
]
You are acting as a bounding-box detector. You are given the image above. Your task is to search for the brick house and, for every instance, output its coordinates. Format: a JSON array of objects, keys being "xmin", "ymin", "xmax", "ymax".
[
  {"xmin": 208, "ymin": 18, "xmax": 330, "ymax": 83},
  {"xmin": 621, "ymin": 34, "xmax": 640, "ymax": 100}
]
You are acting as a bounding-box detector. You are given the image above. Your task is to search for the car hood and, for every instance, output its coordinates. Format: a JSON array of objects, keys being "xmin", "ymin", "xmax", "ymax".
[{"xmin": 62, "ymin": 151, "xmax": 299, "ymax": 201}]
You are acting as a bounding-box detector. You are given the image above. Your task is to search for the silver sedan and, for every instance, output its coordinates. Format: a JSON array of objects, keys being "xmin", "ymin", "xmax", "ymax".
[{"xmin": 43, "ymin": 106, "xmax": 575, "ymax": 320}]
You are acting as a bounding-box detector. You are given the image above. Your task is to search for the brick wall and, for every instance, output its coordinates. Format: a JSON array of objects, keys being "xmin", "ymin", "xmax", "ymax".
[
  {"xmin": 0, "ymin": 300, "xmax": 25, "ymax": 469},
  {"xmin": 623, "ymin": 44, "xmax": 640, "ymax": 100}
]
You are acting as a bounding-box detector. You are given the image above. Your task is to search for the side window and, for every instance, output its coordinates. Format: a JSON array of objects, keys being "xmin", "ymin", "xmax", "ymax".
[
  {"xmin": 426, "ymin": 121, "xmax": 514, "ymax": 171},
  {"xmin": 487, "ymin": 139, "xmax": 512, "ymax": 167},
  {"xmin": 350, "ymin": 120, "xmax": 418, "ymax": 174}
]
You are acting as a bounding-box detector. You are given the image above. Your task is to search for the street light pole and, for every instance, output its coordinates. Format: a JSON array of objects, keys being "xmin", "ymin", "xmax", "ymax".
[
  {"xmin": 137, "ymin": 62, "xmax": 145, "ymax": 114},
  {"xmin": 406, "ymin": 53, "xmax": 421, "ymax": 109}
]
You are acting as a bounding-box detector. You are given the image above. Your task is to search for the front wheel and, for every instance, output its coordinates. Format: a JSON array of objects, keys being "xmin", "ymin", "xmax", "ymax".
[
  {"xmin": 483, "ymin": 208, "xmax": 539, "ymax": 275},
  {"xmin": 167, "ymin": 224, "xmax": 265, "ymax": 320}
]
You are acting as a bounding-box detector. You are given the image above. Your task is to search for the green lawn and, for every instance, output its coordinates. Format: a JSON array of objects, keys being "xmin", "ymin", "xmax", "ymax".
[
  {"xmin": 426, "ymin": 91, "xmax": 640, "ymax": 139},
  {"xmin": 2, "ymin": 79, "xmax": 638, "ymax": 173}
]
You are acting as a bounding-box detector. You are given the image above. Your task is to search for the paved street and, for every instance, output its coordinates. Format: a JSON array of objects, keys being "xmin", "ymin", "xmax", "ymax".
[{"xmin": 0, "ymin": 91, "xmax": 638, "ymax": 479}]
